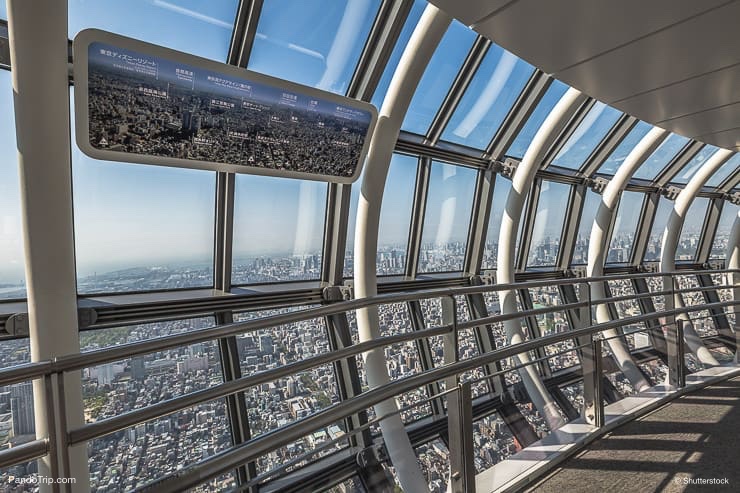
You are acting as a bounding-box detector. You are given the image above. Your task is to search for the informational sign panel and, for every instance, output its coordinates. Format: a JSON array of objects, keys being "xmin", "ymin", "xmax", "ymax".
[{"xmin": 73, "ymin": 29, "xmax": 377, "ymax": 183}]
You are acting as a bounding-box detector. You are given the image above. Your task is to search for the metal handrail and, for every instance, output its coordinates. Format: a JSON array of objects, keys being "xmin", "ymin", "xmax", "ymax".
[
  {"xmin": 0, "ymin": 269, "xmax": 735, "ymax": 487},
  {"xmin": 138, "ymin": 300, "xmax": 738, "ymax": 492},
  {"xmin": 49, "ymin": 269, "xmax": 740, "ymax": 373}
]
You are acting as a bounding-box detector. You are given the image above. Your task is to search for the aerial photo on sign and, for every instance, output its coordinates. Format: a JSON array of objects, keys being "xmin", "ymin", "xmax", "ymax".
[{"xmin": 85, "ymin": 41, "xmax": 374, "ymax": 178}]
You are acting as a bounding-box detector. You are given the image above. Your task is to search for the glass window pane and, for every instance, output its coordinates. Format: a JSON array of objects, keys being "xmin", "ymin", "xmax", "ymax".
[
  {"xmin": 345, "ymin": 154, "xmax": 417, "ymax": 277},
  {"xmin": 551, "ymin": 102, "xmax": 622, "ymax": 169},
  {"xmin": 371, "ymin": 0, "xmax": 426, "ymax": 108},
  {"xmin": 672, "ymin": 145, "xmax": 720, "ymax": 184},
  {"xmin": 607, "ymin": 191, "xmax": 644, "ymax": 263},
  {"xmin": 633, "ymin": 133, "xmax": 690, "ymax": 180},
  {"xmin": 418, "ymin": 162, "xmax": 477, "ymax": 273},
  {"xmin": 677, "ymin": 197, "xmax": 709, "ymax": 261},
  {"xmin": 441, "ymin": 45, "xmax": 534, "ymax": 149},
  {"xmin": 572, "ymin": 189, "xmax": 601, "ymax": 265},
  {"xmin": 710, "ymin": 202, "xmax": 739, "ymax": 259},
  {"xmin": 247, "ymin": 0, "xmax": 381, "ymax": 94},
  {"xmin": 232, "ymin": 175, "xmax": 326, "ymax": 284},
  {"xmin": 73, "ymin": 159, "xmax": 215, "ymax": 294},
  {"xmin": 505, "ymin": 80, "xmax": 568, "ymax": 159},
  {"xmin": 644, "ymin": 198, "xmax": 673, "ymax": 261},
  {"xmin": 401, "ymin": 21, "xmax": 476, "ymax": 135},
  {"xmin": 0, "ymin": 71, "xmax": 26, "ymax": 298},
  {"xmin": 598, "ymin": 121, "xmax": 653, "ymax": 175},
  {"xmin": 527, "ymin": 181, "xmax": 571, "ymax": 267},
  {"xmin": 68, "ymin": 0, "xmax": 239, "ymax": 62},
  {"xmin": 705, "ymin": 153, "xmax": 739, "ymax": 187},
  {"xmin": 482, "ymin": 177, "xmax": 513, "ymax": 270}
]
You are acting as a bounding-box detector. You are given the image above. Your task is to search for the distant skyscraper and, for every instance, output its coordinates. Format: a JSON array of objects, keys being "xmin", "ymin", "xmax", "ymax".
[
  {"xmin": 131, "ymin": 357, "xmax": 146, "ymax": 381},
  {"xmin": 10, "ymin": 381, "xmax": 35, "ymax": 435}
]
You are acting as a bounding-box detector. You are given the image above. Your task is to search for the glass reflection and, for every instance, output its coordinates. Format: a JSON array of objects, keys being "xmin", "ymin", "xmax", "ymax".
[
  {"xmin": 633, "ymin": 133, "xmax": 690, "ymax": 181},
  {"xmin": 68, "ymin": 0, "xmax": 239, "ymax": 62},
  {"xmin": 644, "ymin": 198, "xmax": 673, "ymax": 261},
  {"xmin": 345, "ymin": 154, "xmax": 417, "ymax": 277},
  {"xmin": 598, "ymin": 121, "xmax": 652, "ymax": 175},
  {"xmin": 527, "ymin": 181, "xmax": 570, "ymax": 267},
  {"xmin": 402, "ymin": 21, "xmax": 476, "ymax": 135},
  {"xmin": 705, "ymin": 153, "xmax": 739, "ymax": 187},
  {"xmin": 418, "ymin": 162, "xmax": 477, "ymax": 273},
  {"xmin": 571, "ymin": 189, "xmax": 601, "ymax": 265},
  {"xmin": 442, "ymin": 45, "xmax": 534, "ymax": 149},
  {"xmin": 677, "ymin": 197, "xmax": 709, "ymax": 261},
  {"xmin": 672, "ymin": 145, "xmax": 720, "ymax": 184},
  {"xmin": 551, "ymin": 102, "xmax": 622, "ymax": 169},
  {"xmin": 506, "ymin": 80, "xmax": 568, "ymax": 159},
  {"xmin": 232, "ymin": 175, "xmax": 326, "ymax": 284},
  {"xmin": 482, "ymin": 177, "xmax": 513, "ymax": 269},
  {"xmin": 607, "ymin": 191, "xmax": 644, "ymax": 263},
  {"xmin": 710, "ymin": 203, "xmax": 739, "ymax": 259},
  {"xmin": 248, "ymin": 0, "xmax": 381, "ymax": 94}
]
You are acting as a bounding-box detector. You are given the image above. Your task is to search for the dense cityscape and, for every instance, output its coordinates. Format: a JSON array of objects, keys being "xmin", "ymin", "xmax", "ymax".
[
  {"xmin": 87, "ymin": 58, "xmax": 369, "ymax": 178},
  {"xmin": 0, "ymin": 228, "xmax": 735, "ymax": 491}
]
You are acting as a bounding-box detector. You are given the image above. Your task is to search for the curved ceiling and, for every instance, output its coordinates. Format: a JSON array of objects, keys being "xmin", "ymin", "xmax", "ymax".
[{"xmin": 428, "ymin": 0, "xmax": 740, "ymax": 152}]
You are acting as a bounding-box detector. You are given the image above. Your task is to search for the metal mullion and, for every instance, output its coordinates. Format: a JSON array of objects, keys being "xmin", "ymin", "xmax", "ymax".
[
  {"xmin": 631, "ymin": 191, "xmax": 660, "ymax": 265},
  {"xmin": 229, "ymin": 0, "xmax": 264, "ymax": 67},
  {"xmin": 695, "ymin": 274, "xmax": 735, "ymax": 350},
  {"xmin": 487, "ymin": 71, "xmax": 551, "ymax": 160},
  {"xmin": 324, "ymin": 313, "xmax": 373, "ymax": 449},
  {"xmin": 425, "ymin": 36, "xmax": 491, "ymax": 145},
  {"xmin": 517, "ymin": 179, "xmax": 541, "ymax": 271},
  {"xmin": 579, "ymin": 115, "xmax": 638, "ymax": 177},
  {"xmin": 213, "ymin": 170, "xmax": 254, "ymax": 487},
  {"xmin": 320, "ymin": 183, "xmax": 351, "ymax": 286},
  {"xmin": 654, "ymin": 141, "xmax": 703, "ymax": 187},
  {"xmin": 346, "ymin": 0, "xmax": 414, "ymax": 102},
  {"xmin": 696, "ymin": 198, "xmax": 724, "ymax": 264},
  {"xmin": 463, "ymin": 168, "xmax": 496, "ymax": 276},
  {"xmin": 539, "ymin": 98, "xmax": 596, "ymax": 170},
  {"xmin": 406, "ymin": 300, "xmax": 444, "ymax": 416},
  {"xmin": 601, "ymin": 193, "xmax": 621, "ymax": 266},
  {"xmin": 556, "ymin": 184, "xmax": 584, "ymax": 270},
  {"xmin": 632, "ymin": 278, "xmax": 669, "ymax": 361},
  {"xmin": 465, "ymin": 291, "xmax": 506, "ymax": 396},
  {"xmin": 517, "ymin": 288, "xmax": 550, "ymax": 378},
  {"xmin": 405, "ymin": 157, "xmax": 432, "ymax": 279},
  {"xmin": 718, "ymin": 167, "xmax": 740, "ymax": 193}
]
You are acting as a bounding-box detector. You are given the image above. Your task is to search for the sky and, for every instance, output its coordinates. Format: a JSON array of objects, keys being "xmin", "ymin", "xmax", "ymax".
[{"xmin": 0, "ymin": 0, "xmax": 737, "ymax": 287}]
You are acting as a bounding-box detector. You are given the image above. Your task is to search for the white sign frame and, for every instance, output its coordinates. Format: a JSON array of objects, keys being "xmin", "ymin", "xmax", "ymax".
[{"xmin": 73, "ymin": 29, "xmax": 378, "ymax": 184}]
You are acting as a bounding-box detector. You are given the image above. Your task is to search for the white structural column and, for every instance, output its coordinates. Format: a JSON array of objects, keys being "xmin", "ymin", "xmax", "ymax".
[
  {"xmin": 587, "ymin": 127, "xmax": 667, "ymax": 392},
  {"xmin": 354, "ymin": 5, "xmax": 451, "ymax": 491},
  {"xmin": 496, "ymin": 87, "xmax": 583, "ymax": 430},
  {"xmin": 7, "ymin": 1, "xmax": 89, "ymax": 489},
  {"xmin": 728, "ymin": 212, "xmax": 740, "ymax": 360},
  {"xmin": 660, "ymin": 149, "xmax": 733, "ymax": 366}
]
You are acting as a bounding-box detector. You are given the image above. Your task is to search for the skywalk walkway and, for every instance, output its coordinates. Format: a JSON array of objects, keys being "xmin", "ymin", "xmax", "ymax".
[{"xmin": 526, "ymin": 376, "xmax": 740, "ymax": 492}]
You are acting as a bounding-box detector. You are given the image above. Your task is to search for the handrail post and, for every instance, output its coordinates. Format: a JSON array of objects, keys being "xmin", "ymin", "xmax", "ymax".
[
  {"xmin": 582, "ymin": 337, "xmax": 604, "ymax": 427},
  {"xmin": 442, "ymin": 295, "xmax": 459, "ymax": 392},
  {"xmin": 668, "ymin": 319, "xmax": 686, "ymax": 389},
  {"xmin": 448, "ymin": 381, "xmax": 475, "ymax": 493}
]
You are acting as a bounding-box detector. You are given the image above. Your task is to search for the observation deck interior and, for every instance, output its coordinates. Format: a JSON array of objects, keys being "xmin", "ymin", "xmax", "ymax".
[{"xmin": 0, "ymin": 1, "xmax": 737, "ymax": 493}]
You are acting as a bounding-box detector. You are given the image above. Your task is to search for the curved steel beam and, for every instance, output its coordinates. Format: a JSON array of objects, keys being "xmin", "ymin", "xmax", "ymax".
[
  {"xmin": 353, "ymin": 4, "xmax": 451, "ymax": 491},
  {"xmin": 660, "ymin": 149, "xmax": 733, "ymax": 366},
  {"xmin": 496, "ymin": 87, "xmax": 586, "ymax": 430},
  {"xmin": 587, "ymin": 127, "xmax": 667, "ymax": 392},
  {"xmin": 729, "ymin": 212, "xmax": 740, "ymax": 361}
]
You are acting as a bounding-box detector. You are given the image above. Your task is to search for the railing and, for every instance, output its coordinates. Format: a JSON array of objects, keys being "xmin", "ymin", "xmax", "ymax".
[{"xmin": 0, "ymin": 269, "xmax": 737, "ymax": 492}]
